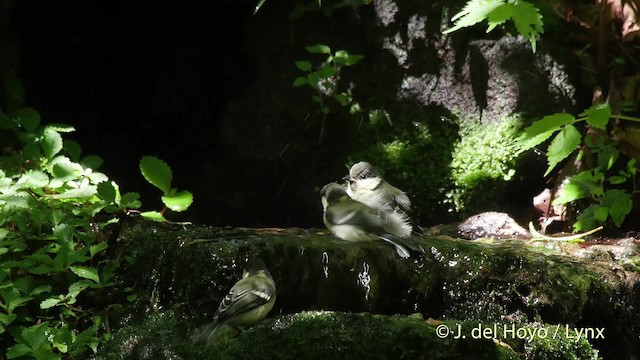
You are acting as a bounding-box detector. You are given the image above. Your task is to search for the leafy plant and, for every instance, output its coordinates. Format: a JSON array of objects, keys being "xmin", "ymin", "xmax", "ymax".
[
  {"xmin": 294, "ymin": 44, "xmax": 364, "ymax": 140},
  {"xmin": 138, "ymin": 155, "xmax": 193, "ymax": 221},
  {"xmin": 517, "ymin": 103, "xmax": 640, "ymax": 231},
  {"xmin": 443, "ymin": 0, "xmax": 544, "ymax": 52},
  {"xmin": 0, "ymin": 105, "xmax": 193, "ymax": 358}
]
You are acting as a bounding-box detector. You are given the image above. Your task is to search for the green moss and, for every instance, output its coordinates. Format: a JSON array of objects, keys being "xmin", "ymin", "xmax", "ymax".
[
  {"xmin": 447, "ymin": 115, "xmax": 522, "ymax": 214},
  {"xmin": 92, "ymin": 310, "xmax": 600, "ymax": 360}
]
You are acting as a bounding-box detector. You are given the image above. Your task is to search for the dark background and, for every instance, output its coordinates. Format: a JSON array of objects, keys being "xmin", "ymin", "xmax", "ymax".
[{"xmin": 9, "ymin": 1, "xmax": 263, "ymax": 224}]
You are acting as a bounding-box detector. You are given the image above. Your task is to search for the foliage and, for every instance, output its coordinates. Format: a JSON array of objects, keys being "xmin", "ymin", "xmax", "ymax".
[
  {"xmin": 139, "ymin": 156, "xmax": 193, "ymax": 220},
  {"xmin": 293, "ymin": 44, "xmax": 363, "ymax": 115},
  {"xmin": 443, "ymin": 0, "xmax": 544, "ymax": 52},
  {"xmin": 517, "ymin": 103, "xmax": 640, "ymax": 231},
  {"xmin": 0, "ymin": 105, "xmax": 192, "ymax": 358}
]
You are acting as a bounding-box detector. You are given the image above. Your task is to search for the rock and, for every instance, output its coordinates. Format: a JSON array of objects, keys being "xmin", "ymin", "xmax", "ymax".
[
  {"xmin": 425, "ymin": 212, "xmax": 531, "ymax": 240},
  {"xmin": 96, "ymin": 219, "xmax": 640, "ymax": 358}
]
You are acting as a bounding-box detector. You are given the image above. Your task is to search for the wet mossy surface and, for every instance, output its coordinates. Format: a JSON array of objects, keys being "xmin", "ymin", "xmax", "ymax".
[
  {"xmin": 93, "ymin": 310, "xmax": 599, "ymax": 360},
  {"xmin": 98, "ymin": 219, "xmax": 640, "ymax": 358}
]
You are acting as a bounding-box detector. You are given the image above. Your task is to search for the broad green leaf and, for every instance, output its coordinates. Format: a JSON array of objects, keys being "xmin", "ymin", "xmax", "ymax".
[
  {"xmin": 545, "ymin": 124, "xmax": 581, "ymax": 176},
  {"xmin": 6, "ymin": 343, "xmax": 30, "ymax": 359},
  {"xmin": 580, "ymin": 103, "xmax": 611, "ymax": 130},
  {"xmin": 140, "ymin": 211, "xmax": 166, "ymax": 222},
  {"xmin": 30, "ymin": 285, "xmax": 52, "ymax": 296},
  {"xmin": 70, "ymin": 266, "xmax": 100, "ymax": 284},
  {"xmin": 628, "ymin": 159, "xmax": 637, "ymax": 174},
  {"xmin": 120, "ymin": 192, "xmax": 141, "ymax": 209},
  {"xmin": 161, "ymin": 190, "xmax": 193, "ymax": 212},
  {"xmin": 41, "ymin": 128, "xmax": 63, "ymax": 159},
  {"xmin": 305, "ymin": 44, "xmax": 331, "ymax": 54},
  {"xmin": 551, "ymin": 182, "xmax": 588, "ymax": 205},
  {"xmin": 345, "ymin": 54, "xmax": 364, "ymax": 66},
  {"xmin": 608, "ymin": 175, "xmax": 627, "ymax": 184},
  {"xmin": 139, "ymin": 156, "xmax": 172, "ymax": 194},
  {"xmin": 0, "ymin": 287, "xmax": 32, "ymax": 313},
  {"xmin": 510, "ymin": 0, "xmax": 543, "ymax": 52},
  {"xmin": 97, "ymin": 182, "xmax": 116, "ymax": 203},
  {"xmin": 517, "ymin": 113, "xmax": 575, "ymax": 152},
  {"xmin": 47, "ymin": 123, "xmax": 75, "ymax": 133},
  {"xmin": 602, "ymin": 189, "xmax": 632, "ymax": 227},
  {"xmin": 443, "ymin": 0, "xmax": 505, "ymax": 34},
  {"xmin": 293, "ymin": 77, "xmax": 307, "ymax": 87},
  {"xmin": 315, "ymin": 66, "xmax": 338, "ymax": 79},
  {"xmin": 0, "ymin": 312, "xmax": 17, "ymax": 326},
  {"xmin": 63, "ymin": 139, "xmax": 82, "ymax": 161},
  {"xmin": 80, "ymin": 155, "xmax": 104, "ymax": 170},
  {"xmin": 50, "ymin": 157, "xmax": 83, "ymax": 180},
  {"xmin": 294, "ymin": 61, "xmax": 312, "ymax": 72},
  {"xmin": 13, "ymin": 107, "xmax": 40, "ymax": 132},
  {"xmin": 486, "ymin": 3, "xmax": 512, "ymax": 32},
  {"xmin": 89, "ymin": 243, "xmax": 108, "ymax": 258},
  {"xmin": 592, "ymin": 205, "xmax": 609, "ymax": 222},
  {"xmin": 17, "ymin": 170, "xmax": 49, "ymax": 188},
  {"xmin": 596, "ymin": 145, "xmax": 618, "ymax": 170},
  {"xmin": 40, "ymin": 297, "xmax": 63, "ymax": 309},
  {"xmin": 46, "ymin": 186, "xmax": 97, "ymax": 199},
  {"xmin": 68, "ymin": 281, "xmax": 91, "ymax": 298},
  {"xmin": 88, "ymin": 171, "xmax": 109, "ymax": 184},
  {"xmin": 53, "ymin": 224, "xmax": 74, "ymax": 243},
  {"xmin": 573, "ymin": 206, "xmax": 599, "ymax": 232},
  {"xmin": 21, "ymin": 322, "xmax": 49, "ymax": 350},
  {"xmin": 334, "ymin": 93, "xmax": 348, "ymax": 106}
]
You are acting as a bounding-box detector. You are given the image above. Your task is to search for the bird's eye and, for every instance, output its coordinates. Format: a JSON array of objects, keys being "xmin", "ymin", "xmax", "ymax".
[{"xmin": 359, "ymin": 174, "xmax": 366, "ymax": 179}]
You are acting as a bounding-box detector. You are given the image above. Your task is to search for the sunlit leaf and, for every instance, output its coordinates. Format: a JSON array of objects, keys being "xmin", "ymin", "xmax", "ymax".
[
  {"xmin": 70, "ymin": 266, "xmax": 100, "ymax": 284},
  {"xmin": 305, "ymin": 44, "xmax": 331, "ymax": 54},
  {"xmin": 545, "ymin": 125, "xmax": 581, "ymax": 176},
  {"xmin": 580, "ymin": 103, "xmax": 611, "ymax": 130},
  {"xmin": 140, "ymin": 211, "xmax": 166, "ymax": 222},
  {"xmin": 161, "ymin": 190, "xmax": 193, "ymax": 212},
  {"xmin": 139, "ymin": 156, "xmax": 172, "ymax": 194},
  {"xmin": 517, "ymin": 113, "xmax": 575, "ymax": 153}
]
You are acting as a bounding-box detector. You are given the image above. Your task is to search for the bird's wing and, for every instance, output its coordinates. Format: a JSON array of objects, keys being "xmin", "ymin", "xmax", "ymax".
[
  {"xmin": 325, "ymin": 200, "xmax": 386, "ymax": 230},
  {"xmin": 390, "ymin": 187, "xmax": 411, "ymax": 213},
  {"xmin": 214, "ymin": 275, "xmax": 276, "ymax": 323}
]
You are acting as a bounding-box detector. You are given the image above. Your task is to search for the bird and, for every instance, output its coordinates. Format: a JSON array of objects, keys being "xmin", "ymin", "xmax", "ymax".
[
  {"xmin": 320, "ymin": 182, "xmax": 420, "ymax": 258},
  {"xmin": 192, "ymin": 258, "xmax": 276, "ymax": 345},
  {"xmin": 342, "ymin": 161, "xmax": 413, "ymax": 237}
]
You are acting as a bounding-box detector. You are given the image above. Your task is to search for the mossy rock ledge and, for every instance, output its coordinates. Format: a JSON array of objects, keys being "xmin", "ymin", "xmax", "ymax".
[{"xmin": 94, "ymin": 219, "xmax": 640, "ymax": 359}]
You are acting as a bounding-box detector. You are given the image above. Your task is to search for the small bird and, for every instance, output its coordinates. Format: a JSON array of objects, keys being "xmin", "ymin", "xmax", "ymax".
[
  {"xmin": 320, "ymin": 182, "xmax": 419, "ymax": 258},
  {"xmin": 343, "ymin": 161, "xmax": 413, "ymax": 237},
  {"xmin": 192, "ymin": 259, "xmax": 276, "ymax": 345}
]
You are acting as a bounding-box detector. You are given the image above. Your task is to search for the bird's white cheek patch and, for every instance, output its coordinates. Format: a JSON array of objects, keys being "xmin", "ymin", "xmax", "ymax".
[{"xmin": 357, "ymin": 177, "xmax": 381, "ymax": 190}]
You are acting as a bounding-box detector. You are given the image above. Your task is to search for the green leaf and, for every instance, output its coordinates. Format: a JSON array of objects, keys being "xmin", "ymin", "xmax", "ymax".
[
  {"xmin": 596, "ymin": 145, "xmax": 618, "ymax": 170},
  {"xmin": 41, "ymin": 127, "xmax": 63, "ymax": 159},
  {"xmin": 602, "ymin": 189, "xmax": 632, "ymax": 227},
  {"xmin": 21, "ymin": 322, "xmax": 50, "ymax": 350},
  {"xmin": 315, "ymin": 66, "xmax": 337, "ymax": 79},
  {"xmin": 70, "ymin": 266, "xmax": 100, "ymax": 284},
  {"xmin": 161, "ymin": 190, "xmax": 193, "ymax": 212},
  {"xmin": 6, "ymin": 343, "xmax": 30, "ymax": 358},
  {"xmin": 17, "ymin": 170, "xmax": 49, "ymax": 188},
  {"xmin": 573, "ymin": 206, "xmax": 599, "ymax": 232},
  {"xmin": 140, "ymin": 211, "xmax": 167, "ymax": 222},
  {"xmin": 53, "ymin": 223, "xmax": 75, "ymax": 243},
  {"xmin": 63, "ymin": 139, "xmax": 82, "ymax": 161},
  {"xmin": 552, "ymin": 182, "xmax": 588, "ymax": 205},
  {"xmin": 120, "ymin": 192, "xmax": 141, "ymax": 209},
  {"xmin": 0, "ymin": 287, "xmax": 32, "ymax": 313},
  {"xmin": 334, "ymin": 93, "xmax": 348, "ymax": 106},
  {"xmin": 50, "ymin": 157, "xmax": 84, "ymax": 181},
  {"xmin": 97, "ymin": 182, "xmax": 117, "ymax": 203},
  {"xmin": 13, "ymin": 107, "xmax": 40, "ymax": 132},
  {"xmin": 139, "ymin": 156, "xmax": 172, "ymax": 194},
  {"xmin": 545, "ymin": 125, "xmax": 581, "ymax": 176},
  {"xmin": 305, "ymin": 44, "xmax": 331, "ymax": 54},
  {"xmin": 580, "ymin": 103, "xmax": 611, "ymax": 130},
  {"xmin": 510, "ymin": 0, "xmax": 543, "ymax": 52},
  {"xmin": 89, "ymin": 243, "xmax": 108, "ymax": 257},
  {"xmin": 40, "ymin": 297, "xmax": 63, "ymax": 309},
  {"xmin": 294, "ymin": 61, "xmax": 312, "ymax": 72},
  {"xmin": 292, "ymin": 77, "xmax": 307, "ymax": 87},
  {"xmin": 80, "ymin": 155, "xmax": 104, "ymax": 170},
  {"xmin": 486, "ymin": 3, "xmax": 512, "ymax": 32},
  {"xmin": 345, "ymin": 54, "xmax": 364, "ymax": 66},
  {"xmin": 517, "ymin": 113, "xmax": 575, "ymax": 153},
  {"xmin": 608, "ymin": 175, "xmax": 627, "ymax": 185},
  {"xmin": 443, "ymin": 0, "xmax": 505, "ymax": 34},
  {"xmin": 592, "ymin": 205, "xmax": 609, "ymax": 222}
]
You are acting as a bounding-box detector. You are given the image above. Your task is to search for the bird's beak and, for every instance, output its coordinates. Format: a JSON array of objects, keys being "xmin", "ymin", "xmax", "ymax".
[{"xmin": 342, "ymin": 175, "xmax": 352, "ymax": 182}]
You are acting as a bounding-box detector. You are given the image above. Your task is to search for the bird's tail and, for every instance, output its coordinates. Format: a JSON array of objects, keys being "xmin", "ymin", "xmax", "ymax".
[{"xmin": 378, "ymin": 234, "xmax": 423, "ymax": 259}]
